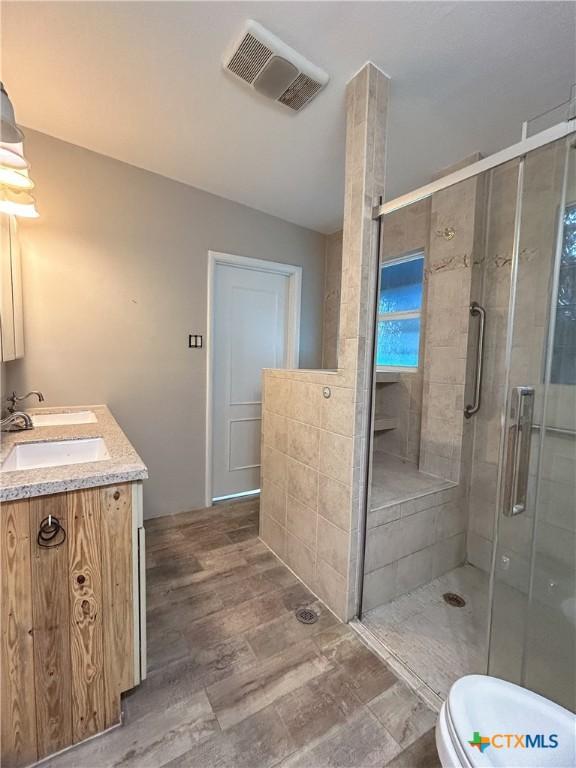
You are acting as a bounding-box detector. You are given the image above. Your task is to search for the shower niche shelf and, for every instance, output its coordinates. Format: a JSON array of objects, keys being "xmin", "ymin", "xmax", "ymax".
[
  {"xmin": 375, "ymin": 371, "xmax": 401, "ymax": 384},
  {"xmin": 373, "ymin": 417, "xmax": 398, "ymax": 432}
]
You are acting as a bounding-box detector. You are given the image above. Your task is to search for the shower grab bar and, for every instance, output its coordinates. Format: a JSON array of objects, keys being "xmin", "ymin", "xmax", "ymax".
[
  {"xmin": 504, "ymin": 386, "xmax": 535, "ymax": 517},
  {"xmin": 464, "ymin": 302, "xmax": 486, "ymax": 419}
]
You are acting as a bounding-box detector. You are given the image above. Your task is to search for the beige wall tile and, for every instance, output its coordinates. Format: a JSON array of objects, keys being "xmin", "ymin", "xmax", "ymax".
[
  {"xmin": 432, "ymin": 532, "xmax": 466, "ymax": 575},
  {"xmin": 314, "ymin": 558, "xmax": 347, "ymax": 620},
  {"xmin": 322, "ymin": 231, "xmax": 343, "ymax": 370},
  {"xmin": 287, "ymin": 380, "xmax": 323, "ymax": 426},
  {"xmin": 420, "ymin": 450, "xmax": 460, "ymax": 483},
  {"xmin": 362, "ymin": 562, "xmax": 398, "ymax": 611},
  {"xmin": 435, "ymin": 500, "xmax": 466, "ymax": 539},
  {"xmin": 287, "ymin": 418, "xmax": 320, "ymax": 468},
  {"xmin": 426, "ymin": 307, "xmax": 466, "ymax": 348},
  {"xmin": 427, "ymin": 348, "xmax": 467, "ymax": 385},
  {"xmin": 318, "ymin": 473, "xmax": 352, "ymax": 531},
  {"xmin": 396, "ymin": 547, "xmax": 434, "ymax": 594},
  {"xmin": 317, "ymin": 516, "xmax": 349, "ymax": 577},
  {"xmin": 340, "ymin": 297, "xmax": 360, "ymax": 340},
  {"xmin": 466, "ymin": 532, "xmax": 493, "ymax": 573},
  {"xmin": 261, "ymin": 444, "xmax": 287, "ymax": 490},
  {"xmin": 365, "ymin": 506, "xmax": 438, "ymax": 572},
  {"xmin": 261, "ymin": 514, "xmax": 286, "ymax": 560},
  {"xmin": 368, "ymin": 500, "xmax": 403, "ymax": 528},
  {"xmin": 468, "ymin": 495, "xmax": 495, "ymax": 541},
  {"xmin": 286, "ymin": 531, "xmax": 316, "ymax": 586},
  {"xmin": 286, "ymin": 456, "xmax": 319, "ymax": 510},
  {"xmin": 338, "ymin": 337, "xmax": 360, "ymax": 385},
  {"xmin": 321, "ymin": 385, "xmax": 355, "ymax": 436},
  {"xmin": 319, "ymin": 430, "xmax": 353, "ymax": 484},
  {"xmin": 374, "ymin": 411, "xmax": 408, "ymax": 459},
  {"xmin": 262, "ymin": 410, "xmax": 288, "ymax": 453},
  {"xmin": 427, "ymin": 268, "xmax": 471, "ymax": 311},
  {"xmin": 426, "ymin": 383, "xmax": 465, "ymax": 423},
  {"xmin": 261, "ymin": 480, "xmax": 287, "ymax": 527},
  {"xmin": 422, "ymin": 416, "xmax": 458, "ymax": 460},
  {"xmin": 286, "ymin": 494, "xmax": 317, "ymax": 547},
  {"xmin": 264, "ymin": 377, "xmax": 291, "ymax": 416}
]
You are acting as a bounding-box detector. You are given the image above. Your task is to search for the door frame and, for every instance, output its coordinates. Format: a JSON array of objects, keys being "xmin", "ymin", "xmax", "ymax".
[{"xmin": 205, "ymin": 250, "xmax": 302, "ymax": 507}]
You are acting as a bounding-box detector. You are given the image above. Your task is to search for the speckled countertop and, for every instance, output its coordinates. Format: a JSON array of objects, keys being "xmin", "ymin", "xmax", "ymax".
[{"xmin": 0, "ymin": 405, "xmax": 148, "ymax": 502}]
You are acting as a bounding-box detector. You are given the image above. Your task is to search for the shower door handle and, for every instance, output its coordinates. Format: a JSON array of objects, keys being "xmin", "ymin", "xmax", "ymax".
[
  {"xmin": 504, "ymin": 386, "xmax": 535, "ymax": 517},
  {"xmin": 464, "ymin": 302, "xmax": 486, "ymax": 418}
]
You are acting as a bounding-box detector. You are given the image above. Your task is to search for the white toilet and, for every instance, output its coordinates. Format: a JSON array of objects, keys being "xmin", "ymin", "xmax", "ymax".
[{"xmin": 436, "ymin": 675, "xmax": 575, "ymax": 767}]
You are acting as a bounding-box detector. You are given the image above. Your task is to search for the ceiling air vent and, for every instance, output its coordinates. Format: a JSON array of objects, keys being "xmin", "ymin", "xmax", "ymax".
[
  {"xmin": 227, "ymin": 33, "xmax": 273, "ymax": 84},
  {"xmin": 278, "ymin": 73, "xmax": 323, "ymax": 111},
  {"xmin": 223, "ymin": 21, "xmax": 329, "ymax": 112}
]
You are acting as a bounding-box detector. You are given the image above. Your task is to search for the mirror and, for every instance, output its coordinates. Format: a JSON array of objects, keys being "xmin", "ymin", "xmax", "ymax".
[{"xmin": 0, "ymin": 214, "xmax": 24, "ymax": 361}]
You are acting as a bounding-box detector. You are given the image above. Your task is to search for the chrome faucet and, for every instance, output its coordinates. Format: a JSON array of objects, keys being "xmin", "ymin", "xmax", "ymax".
[
  {"xmin": 1, "ymin": 411, "xmax": 33, "ymax": 432},
  {"xmin": 6, "ymin": 390, "xmax": 44, "ymax": 414}
]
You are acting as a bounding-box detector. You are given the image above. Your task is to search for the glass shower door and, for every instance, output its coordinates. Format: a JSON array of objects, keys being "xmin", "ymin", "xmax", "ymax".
[{"xmin": 488, "ymin": 137, "xmax": 575, "ymax": 711}]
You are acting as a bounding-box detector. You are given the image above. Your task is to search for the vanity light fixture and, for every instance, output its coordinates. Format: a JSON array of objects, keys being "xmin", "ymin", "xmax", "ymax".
[
  {"xmin": 0, "ymin": 166, "xmax": 34, "ymax": 190},
  {"xmin": 0, "ymin": 82, "xmax": 38, "ymax": 218},
  {"xmin": 0, "ymin": 143, "xmax": 28, "ymax": 170},
  {"xmin": 0, "ymin": 187, "xmax": 39, "ymax": 218},
  {"xmin": 0, "ymin": 82, "xmax": 23, "ymax": 143}
]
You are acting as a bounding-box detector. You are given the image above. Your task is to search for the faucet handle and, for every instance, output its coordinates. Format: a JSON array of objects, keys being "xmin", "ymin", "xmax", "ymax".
[{"xmin": 6, "ymin": 390, "xmax": 45, "ymax": 413}]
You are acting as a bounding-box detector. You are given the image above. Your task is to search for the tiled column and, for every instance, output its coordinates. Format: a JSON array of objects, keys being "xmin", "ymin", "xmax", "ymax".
[
  {"xmin": 339, "ymin": 64, "xmax": 390, "ymax": 618},
  {"xmin": 260, "ymin": 63, "xmax": 390, "ymax": 621}
]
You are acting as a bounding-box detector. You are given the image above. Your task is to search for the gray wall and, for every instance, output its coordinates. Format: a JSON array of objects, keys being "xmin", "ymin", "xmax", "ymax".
[
  {"xmin": 1, "ymin": 363, "xmax": 8, "ymax": 400},
  {"xmin": 6, "ymin": 129, "xmax": 326, "ymax": 518}
]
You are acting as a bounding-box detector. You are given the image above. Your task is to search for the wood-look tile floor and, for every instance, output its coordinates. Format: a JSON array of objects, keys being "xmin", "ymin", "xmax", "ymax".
[{"xmin": 46, "ymin": 499, "xmax": 440, "ymax": 768}]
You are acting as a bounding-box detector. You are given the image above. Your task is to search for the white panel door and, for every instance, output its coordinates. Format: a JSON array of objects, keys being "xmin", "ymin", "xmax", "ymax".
[{"xmin": 212, "ymin": 262, "xmax": 291, "ymax": 500}]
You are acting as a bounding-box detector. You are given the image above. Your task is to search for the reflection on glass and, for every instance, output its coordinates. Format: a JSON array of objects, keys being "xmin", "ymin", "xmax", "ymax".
[
  {"xmin": 377, "ymin": 254, "xmax": 424, "ymax": 368},
  {"xmin": 551, "ymin": 202, "xmax": 576, "ymax": 384},
  {"xmin": 377, "ymin": 317, "xmax": 421, "ymax": 367},
  {"xmin": 379, "ymin": 256, "xmax": 424, "ymax": 313}
]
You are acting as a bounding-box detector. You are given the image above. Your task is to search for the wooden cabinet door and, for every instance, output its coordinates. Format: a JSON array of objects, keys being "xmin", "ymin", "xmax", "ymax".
[
  {"xmin": 0, "ymin": 499, "xmax": 37, "ymax": 768},
  {"xmin": 30, "ymin": 494, "xmax": 72, "ymax": 758},
  {"xmin": 67, "ymin": 488, "xmax": 106, "ymax": 742},
  {"xmin": 1, "ymin": 483, "xmax": 135, "ymax": 767},
  {"xmin": 100, "ymin": 483, "xmax": 134, "ymax": 724}
]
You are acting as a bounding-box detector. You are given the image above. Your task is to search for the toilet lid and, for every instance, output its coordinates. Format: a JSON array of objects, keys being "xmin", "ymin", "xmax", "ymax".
[{"xmin": 446, "ymin": 675, "xmax": 576, "ymax": 768}]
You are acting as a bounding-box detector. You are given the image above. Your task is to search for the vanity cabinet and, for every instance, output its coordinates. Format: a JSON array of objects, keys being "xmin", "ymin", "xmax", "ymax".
[{"xmin": 0, "ymin": 481, "xmax": 145, "ymax": 768}]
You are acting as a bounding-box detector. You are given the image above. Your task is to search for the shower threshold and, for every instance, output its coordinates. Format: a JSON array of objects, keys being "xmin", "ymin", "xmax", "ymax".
[{"xmin": 360, "ymin": 564, "xmax": 489, "ymax": 701}]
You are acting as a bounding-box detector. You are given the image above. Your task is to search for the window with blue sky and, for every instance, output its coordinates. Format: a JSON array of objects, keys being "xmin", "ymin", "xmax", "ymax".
[{"xmin": 376, "ymin": 253, "xmax": 424, "ymax": 368}]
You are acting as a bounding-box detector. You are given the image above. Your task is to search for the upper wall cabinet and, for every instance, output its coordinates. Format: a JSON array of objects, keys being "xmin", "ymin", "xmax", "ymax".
[{"xmin": 0, "ymin": 214, "xmax": 24, "ymax": 361}]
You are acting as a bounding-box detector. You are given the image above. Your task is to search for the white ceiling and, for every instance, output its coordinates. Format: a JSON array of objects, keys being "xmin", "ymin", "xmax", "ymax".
[{"xmin": 2, "ymin": 2, "xmax": 574, "ymax": 233}]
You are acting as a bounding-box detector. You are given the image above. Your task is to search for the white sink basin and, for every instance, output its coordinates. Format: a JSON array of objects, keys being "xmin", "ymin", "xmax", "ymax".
[
  {"xmin": 32, "ymin": 411, "xmax": 97, "ymax": 427},
  {"xmin": 2, "ymin": 438, "xmax": 110, "ymax": 471}
]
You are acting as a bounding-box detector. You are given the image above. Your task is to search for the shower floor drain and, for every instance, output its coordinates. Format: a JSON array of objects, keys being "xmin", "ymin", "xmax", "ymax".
[
  {"xmin": 443, "ymin": 592, "xmax": 466, "ymax": 608},
  {"xmin": 295, "ymin": 607, "xmax": 319, "ymax": 624}
]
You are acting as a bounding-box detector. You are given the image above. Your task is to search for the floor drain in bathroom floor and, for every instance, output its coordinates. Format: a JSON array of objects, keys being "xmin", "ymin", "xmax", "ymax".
[
  {"xmin": 295, "ymin": 607, "xmax": 319, "ymax": 624},
  {"xmin": 443, "ymin": 592, "xmax": 466, "ymax": 607}
]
